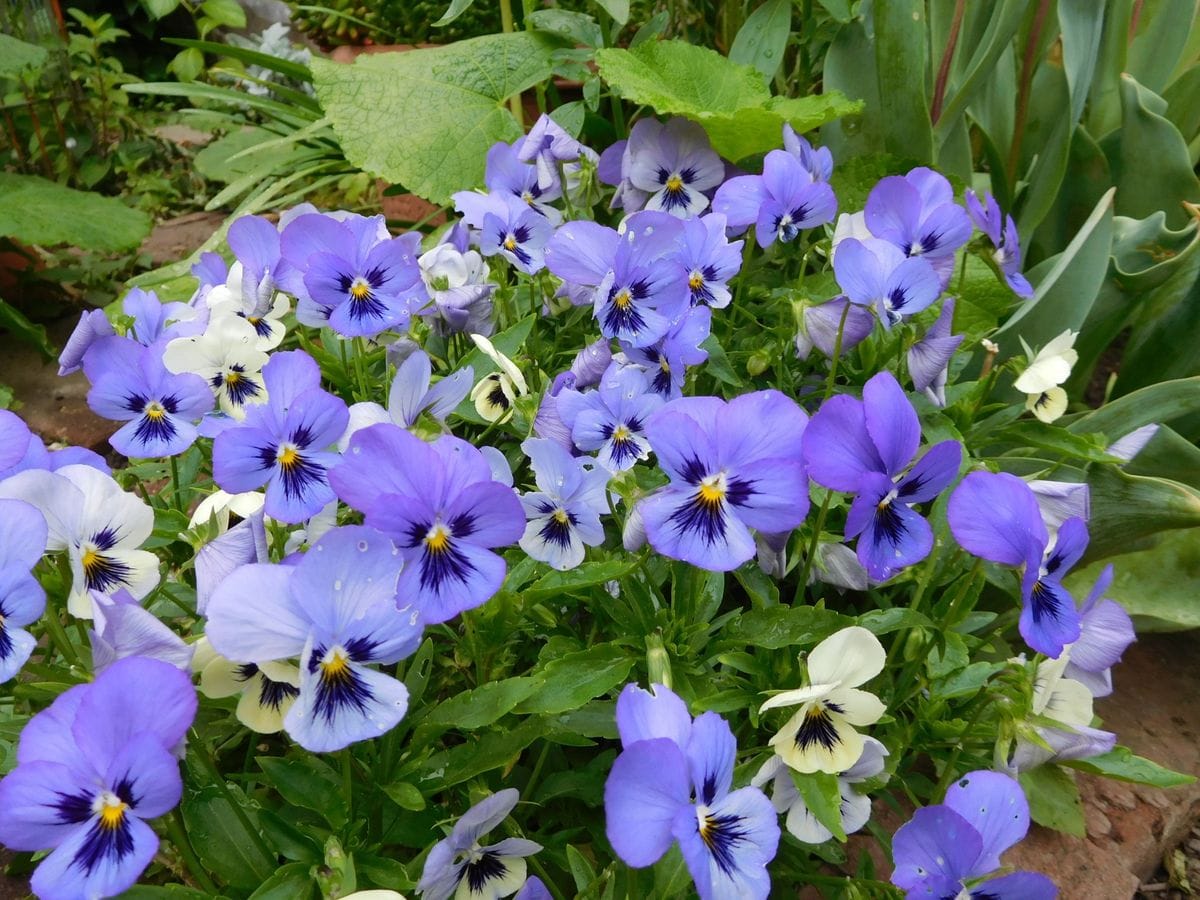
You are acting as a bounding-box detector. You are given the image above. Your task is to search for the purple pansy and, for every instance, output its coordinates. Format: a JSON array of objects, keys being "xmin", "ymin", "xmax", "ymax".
[
  {"xmin": 639, "ymin": 391, "xmax": 810, "ymax": 571},
  {"xmin": 195, "ymin": 509, "xmax": 269, "ymax": 615},
  {"xmin": 833, "ymin": 237, "xmax": 942, "ymax": 327},
  {"xmin": 121, "ymin": 288, "xmax": 203, "ymax": 348},
  {"xmin": 0, "ymin": 410, "xmax": 109, "ymax": 482},
  {"xmin": 794, "ymin": 297, "xmax": 877, "ymax": 360},
  {"xmin": 782, "ymin": 124, "xmax": 833, "ymax": 182},
  {"xmin": 58, "ymin": 309, "xmax": 115, "ymax": 376},
  {"xmin": 89, "ymin": 589, "xmax": 194, "ymax": 675},
  {"xmin": 191, "ymin": 251, "xmax": 229, "ymax": 292},
  {"xmin": 517, "ymin": 112, "xmax": 596, "ymax": 193},
  {"xmin": 625, "ymin": 117, "xmax": 725, "ymax": 218},
  {"xmin": 674, "ymin": 213, "xmax": 743, "ymax": 308},
  {"xmin": 227, "ymin": 214, "xmax": 289, "ymax": 316},
  {"xmin": 891, "ymin": 770, "xmax": 1056, "ymax": 899},
  {"xmin": 213, "ymin": 350, "xmax": 349, "ymax": 524},
  {"xmin": 948, "ymin": 471, "xmax": 1087, "ymax": 657},
  {"xmin": 605, "ymin": 684, "xmax": 780, "ymax": 899},
  {"xmin": 907, "ymin": 297, "xmax": 963, "ymax": 406},
  {"xmin": 620, "ymin": 305, "xmax": 712, "ymax": 400},
  {"xmin": 865, "ymin": 167, "xmax": 972, "ymax": 263},
  {"xmin": 713, "ymin": 149, "xmax": 837, "ymax": 248},
  {"xmin": 85, "ymin": 338, "xmax": 214, "ymax": 458},
  {"xmin": 556, "ymin": 365, "xmax": 664, "ymax": 472},
  {"xmin": 0, "ymin": 498, "xmax": 48, "ymax": 683},
  {"xmin": 473, "ymin": 194, "xmax": 554, "ymax": 274},
  {"xmin": 1064, "ymin": 566, "xmax": 1135, "ymax": 697},
  {"xmin": 569, "ymin": 337, "xmax": 613, "ymax": 389},
  {"xmin": 205, "ymin": 525, "xmax": 423, "ymax": 752},
  {"xmin": 0, "ymin": 657, "xmax": 197, "ymax": 899},
  {"xmin": 802, "ymin": 372, "xmax": 961, "ymax": 581},
  {"xmin": 467, "ymin": 140, "xmax": 562, "ymax": 222},
  {"xmin": 966, "ymin": 190, "xmax": 1033, "ymax": 298},
  {"xmin": 533, "ymin": 371, "xmax": 578, "ymax": 451},
  {"xmin": 331, "ymin": 425, "xmax": 524, "ymax": 624},
  {"xmin": 518, "ymin": 438, "xmax": 609, "ymax": 570}
]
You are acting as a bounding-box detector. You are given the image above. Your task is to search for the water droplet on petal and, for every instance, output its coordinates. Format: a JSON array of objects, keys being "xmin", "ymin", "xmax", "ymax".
[{"xmin": 357, "ymin": 540, "xmax": 369, "ymax": 551}]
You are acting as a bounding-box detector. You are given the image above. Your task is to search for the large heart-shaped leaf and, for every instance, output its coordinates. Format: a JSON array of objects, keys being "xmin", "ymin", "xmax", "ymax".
[{"xmin": 0, "ymin": 173, "xmax": 151, "ymax": 253}]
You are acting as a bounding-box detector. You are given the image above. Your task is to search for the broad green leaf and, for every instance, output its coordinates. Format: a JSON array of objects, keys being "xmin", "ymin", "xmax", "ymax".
[
  {"xmin": 1067, "ymin": 528, "xmax": 1200, "ymax": 630},
  {"xmin": 257, "ymin": 755, "xmax": 349, "ymax": 829},
  {"xmin": 1028, "ymin": 124, "xmax": 1111, "ymax": 266},
  {"xmin": 593, "ymin": 0, "xmax": 630, "ymax": 25},
  {"xmin": 515, "ymin": 644, "xmax": 634, "ymax": 715},
  {"xmin": 524, "ymin": 559, "xmax": 639, "ymax": 602},
  {"xmin": 168, "ymin": 47, "xmax": 206, "ymax": 83},
  {"xmin": 1163, "ymin": 65, "xmax": 1200, "ymax": 149},
  {"xmin": 1084, "ymin": 467, "xmax": 1200, "ymax": 562},
  {"xmin": 247, "ymin": 863, "xmax": 320, "ymax": 900},
  {"xmin": 194, "ymin": 127, "xmax": 314, "ymax": 185},
  {"xmin": 822, "ymin": 20, "xmax": 884, "ymax": 159},
  {"xmin": 997, "ymin": 187, "xmax": 1114, "ymax": 350},
  {"xmin": 424, "ymin": 676, "xmax": 543, "ymax": 729},
  {"xmin": 1085, "ymin": 0, "xmax": 1132, "ymax": 139},
  {"xmin": 1125, "ymin": 425, "xmax": 1200, "ymax": 490},
  {"xmin": 1014, "ymin": 64, "xmax": 1073, "ymax": 241},
  {"xmin": 1101, "ymin": 75, "xmax": 1200, "ymax": 228},
  {"xmin": 1127, "ymin": 0, "xmax": 1197, "ymax": 94},
  {"xmin": 180, "ymin": 780, "xmax": 275, "ymax": 889},
  {"xmin": 594, "ymin": 41, "xmax": 860, "ymax": 161},
  {"xmin": 790, "ymin": 770, "xmax": 847, "ymax": 841},
  {"xmin": 165, "ymin": 38, "xmax": 312, "ymax": 84},
  {"xmin": 934, "ymin": 0, "xmax": 1028, "ymax": 139},
  {"xmin": 1058, "ymin": 0, "xmax": 1104, "ymax": 126},
  {"xmin": 434, "ymin": 0, "xmax": 477, "ymax": 27},
  {"xmin": 200, "ymin": 0, "xmax": 246, "ymax": 28},
  {"xmin": 1064, "ymin": 746, "xmax": 1195, "ymax": 787},
  {"xmin": 421, "ymin": 717, "xmax": 547, "ymax": 788},
  {"xmin": 0, "ymin": 173, "xmax": 151, "ymax": 253},
  {"xmin": 873, "ymin": 0, "xmax": 933, "ymax": 164},
  {"xmin": 858, "ymin": 607, "xmax": 934, "ymax": 636},
  {"xmin": 0, "ymin": 297, "xmax": 55, "ymax": 359},
  {"xmin": 529, "ymin": 10, "xmax": 603, "ymax": 48},
  {"xmin": 723, "ymin": 606, "xmax": 851, "ymax": 649},
  {"xmin": 549, "ymin": 100, "xmax": 586, "ymax": 138},
  {"xmin": 311, "ymin": 33, "xmax": 564, "ymax": 204},
  {"xmin": 142, "ymin": 0, "xmax": 181, "ymax": 18},
  {"xmin": 1068, "ymin": 377, "xmax": 1200, "ymax": 440},
  {"xmin": 0, "ymin": 34, "xmax": 47, "ymax": 79},
  {"xmin": 729, "ymin": 0, "xmax": 792, "ymax": 83},
  {"xmin": 566, "ymin": 844, "xmax": 599, "ymax": 893},
  {"xmin": 1019, "ymin": 765, "xmax": 1086, "ymax": 837},
  {"xmin": 121, "ymin": 888, "xmax": 214, "ymax": 899},
  {"xmin": 381, "ymin": 781, "xmax": 427, "ymax": 811}
]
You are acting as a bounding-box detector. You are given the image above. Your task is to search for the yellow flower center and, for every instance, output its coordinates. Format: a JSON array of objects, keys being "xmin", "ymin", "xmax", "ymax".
[
  {"xmin": 349, "ymin": 278, "xmax": 371, "ymax": 300},
  {"xmin": 612, "ymin": 424, "xmax": 631, "ymax": 442},
  {"xmin": 504, "ymin": 235, "xmax": 517, "ymax": 251},
  {"xmin": 688, "ymin": 270, "xmax": 705, "ymax": 290},
  {"xmin": 95, "ymin": 792, "xmax": 128, "ymax": 831},
  {"xmin": 613, "ymin": 289, "xmax": 633, "ymax": 310},
  {"xmin": 320, "ymin": 647, "xmax": 351, "ymax": 679},
  {"xmin": 247, "ymin": 316, "xmax": 262, "ymax": 327},
  {"xmin": 665, "ymin": 173, "xmax": 685, "ymax": 193},
  {"xmin": 224, "ymin": 371, "xmax": 242, "ymax": 386},
  {"xmin": 659, "ymin": 358, "xmax": 671, "ymax": 373},
  {"xmin": 697, "ymin": 475, "xmax": 725, "ymax": 507},
  {"xmin": 144, "ymin": 401, "xmax": 166, "ymax": 421},
  {"xmin": 425, "ymin": 523, "xmax": 451, "ymax": 553},
  {"xmin": 277, "ymin": 445, "xmax": 300, "ymax": 468},
  {"xmin": 521, "ymin": 190, "xmax": 534, "ymax": 205},
  {"xmin": 552, "ymin": 508, "xmax": 570, "ymax": 525},
  {"xmin": 81, "ymin": 546, "xmax": 101, "ymax": 573}
]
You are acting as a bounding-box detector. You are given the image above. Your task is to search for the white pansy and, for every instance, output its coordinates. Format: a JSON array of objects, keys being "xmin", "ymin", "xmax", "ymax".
[
  {"xmin": 188, "ymin": 489, "xmax": 266, "ymax": 532},
  {"xmin": 207, "ymin": 262, "xmax": 291, "ymax": 351},
  {"xmin": 1015, "ymin": 330, "xmax": 1078, "ymax": 423},
  {"xmin": 469, "ymin": 333, "xmax": 528, "ymax": 422},
  {"xmin": 760, "ymin": 626, "xmax": 887, "ymax": 774},
  {"xmin": 194, "ymin": 637, "xmax": 301, "ymax": 734},
  {"xmin": 163, "ymin": 315, "xmax": 269, "ymax": 419}
]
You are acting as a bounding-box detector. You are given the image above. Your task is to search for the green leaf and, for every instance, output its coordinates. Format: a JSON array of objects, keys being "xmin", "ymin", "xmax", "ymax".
[
  {"xmin": 434, "ymin": 0, "xmax": 477, "ymax": 27},
  {"xmin": 873, "ymin": 0, "xmax": 933, "ymax": 163},
  {"xmin": 789, "ymin": 770, "xmax": 847, "ymax": 841},
  {"xmin": 858, "ymin": 607, "xmax": 934, "ymax": 636},
  {"xmin": 529, "ymin": 10, "xmax": 603, "ymax": 48},
  {"xmin": 1124, "ymin": 425, "xmax": 1200, "ymax": 490},
  {"xmin": 1014, "ymin": 64, "xmax": 1073, "ymax": 240},
  {"xmin": 168, "ymin": 47, "xmax": 206, "ymax": 83},
  {"xmin": 120, "ymin": 888, "xmax": 215, "ymax": 899},
  {"xmin": 515, "ymin": 644, "xmax": 634, "ymax": 715},
  {"xmin": 1019, "ymin": 765, "xmax": 1086, "ymax": 837},
  {"xmin": 311, "ymin": 33, "xmax": 564, "ymax": 204},
  {"xmin": 524, "ymin": 558, "xmax": 639, "ymax": 602},
  {"xmin": 1127, "ymin": 0, "xmax": 1197, "ymax": 94},
  {"xmin": 1084, "ymin": 467, "xmax": 1200, "ymax": 562},
  {"xmin": 424, "ymin": 676, "xmax": 543, "ymax": 729},
  {"xmin": 180, "ymin": 781, "xmax": 275, "ymax": 889},
  {"xmin": 566, "ymin": 844, "xmax": 599, "ymax": 893},
  {"xmin": 822, "ymin": 20, "xmax": 883, "ymax": 159},
  {"xmin": 0, "ymin": 297, "xmax": 55, "ymax": 359},
  {"xmin": 1057, "ymin": 0, "xmax": 1104, "ymax": 126},
  {"xmin": 933, "ymin": 0, "xmax": 1027, "ymax": 141},
  {"xmin": 257, "ymin": 755, "xmax": 349, "ymax": 829},
  {"xmin": 381, "ymin": 781, "xmax": 427, "ymax": 811},
  {"xmin": 194, "ymin": 127, "xmax": 315, "ymax": 186},
  {"xmin": 0, "ymin": 173, "xmax": 151, "ymax": 253},
  {"xmin": 594, "ymin": 41, "xmax": 860, "ymax": 161},
  {"xmin": 165, "ymin": 38, "xmax": 312, "ymax": 84},
  {"xmin": 593, "ymin": 0, "xmax": 630, "ymax": 25},
  {"xmin": 142, "ymin": 0, "xmax": 181, "ymax": 17},
  {"xmin": 247, "ymin": 863, "xmax": 319, "ymax": 900},
  {"xmin": 1064, "ymin": 745, "xmax": 1195, "ymax": 787},
  {"xmin": 200, "ymin": 0, "xmax": 246, "ymax": 28},
  {"xmin": 729, "ymin": 0, "xmax": 792, "ymax": 82},
  {"xmin": 723, "ymin": 606, "xmax": 851, "ymax": 649},
  {"xmin": 0, "ymin": 34, "xmax": 47, "ymax": 79},
  {"xmin": 1068, "ymin": 377, "xmax": 1200, "ymax": 440},
  {"xmin": 1067, "ymin": 528, "xmax": 1200, "ymax": 630},
  {"xmin": 421, "ymin": 717, "xmax": 547, "ymax": 788}
]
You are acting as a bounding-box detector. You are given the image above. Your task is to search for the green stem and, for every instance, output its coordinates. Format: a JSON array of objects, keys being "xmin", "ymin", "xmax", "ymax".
[
  {"xmin": 499, "ymin": 0, "xmax": 524, "ymax": 127},
  {"xmin": 824, "ymin": 300, "xmax": 852, "ymax": 400},
  {"xmin": 43, "ymin": 601, "xmax": 81, "ymax": 669},
  {"xmin": 168, "ymin": 808, "xmax": 220, "ymax": 895},
  {"xmin": 352, "ymin": 337, "xmax": 372, "ymax": 399},
  {"xmin": 930, "ymin": 0, "xmax": 966, "ymax": 124},
  {"xmin": 523, "ymin": 740, "xmax": 551, "ymax": 802},
  {"xmin": 170, "ymin": 455, "xmax": 186, "ymax": 514},
  {"xmin": 1006, "ymin": 0, "xmax": 1053, "ymax": 184},
  {"xmin": 794, "ymin": 489, "xmax": 832, "ymax": 603},
  {"xmin": 341, "ymin": 749, "xmax": 354, "ymax": 821},
  {"xmin": 557, "ymin": 161, "xmax": 576, "ymax": 220}
]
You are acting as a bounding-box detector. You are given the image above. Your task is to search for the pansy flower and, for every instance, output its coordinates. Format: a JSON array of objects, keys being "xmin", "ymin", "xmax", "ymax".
[
  {"xmin": 481, "ymin": 140, "xmax": 563, "ymax": 221},
  {"xmin": 468, "ymin": 333, "xmax": 529, "ymax": 423},
  {"xmin": 907, "ymin": 297, "xmax": 963, "ymax": 406},
  {"xmin": 85, "ymin": 338, "xmax": 214, "ymax": 458},
  {"xmin": 864, "ymin": 167, "xmax": 972, "ymax": 262},
  {"xmin": 569, "ymin": 337, "xmax": 613, "ymax": 389},
  {"xmin": 948, "ymin": 471, "xmax": 1088, "ymax": 657},
  {"xmin": 517, "ymin": 113, "xmax": 597, "ymax": 193},
  {"xmin": 416, "ymin": 789, "xmax": 543, "ymax": 900},
  {"xmin": 0, "ymin": 657, "xmax": 197, "ymax": 899},
  {"xmin": 0, "ymin": 498, "xmax": 48, "ymax": 683},
  {"xmin": 674, "ymin": 213, "xmax": 743, "ymax": 308},
  {"xmin": 556, "ymin": 365, "xmax": 663, "ymax": 472},
  {"xmin": 782, "ymin": 124, "xmax": 833, "ymax": 182},
  {"xmin": 0, "ymin": 464, "xmax": 159, "ymax": 617},
  {"xmin": 0, "ymin": 410, "xmax": 109, "ymax": 482},
  {"xmin": 213, "ymin": 351, "xmax": 349, "ymax": 524},
  {"xmin": 891, "ymin": 770, "xmax": 1056, "ymax": 899},
  {"xmin": 518, "ymin": 438, "xmax": 609, "ymax": 570},
  {"xmin": 760, "ymin": 626, "xmax": 886, "ymax": 774},
  {"xmin": 1009, "ymin": 654, "xmax": 1117, "ymax": 773},
  {"xmin": 639, "ymin": 391, "xmax": 810, "ymax": 571},
  {"xmin": 966, "ymin": 190, "xmax": 1033, "ymax": 298},
  {"xmin": 58, "ymin": 308, "xmax": 115, "ymax": 376},
  {"xmin": 120, "ymin": 287, "xmax": 204, "ymax": 348},
  {"xmin": 833, "ymin": 237, "xmax": 942, "ymax": 327},
  {"xmin": 332, "ymin": 425, "xmax": 524, "ymax": 624},
  {"xmin": 205, "ymin": 525, "xmax": 423, "ymax": 751},
  {"xmin": 162, "ymin": 314, "xmax": 269, "ymax": 419},
  {"xmin": 753, "ymin": 736, "xmax": 888, "ymax": 844},
  {"xmin": 1014, "ymin": 329, "xmax": 1078, "ymax": 424},
  {"xmin": 89, "ymin": 589, "xmax": 194, "ymax": 675},
  {"xmin": 713, "ymin": 149, "xmax": 837, "ymax": 248},
  {"xmin": 620, "ymin": 305, "xmax": 712, "ymax": 400},
  {"xmin": 1063, "ymin": 565, "xmax": 1135, "ymax": 698},
  {"xmin": 193, "ymin": 636, "xmax": 301, "ymax": 735},
  {"xmin": 626, "ymin": 117, "xmax": 725, "ymax": 218},
  {"xmin": 474, "ymin": 194, "xmax": 554, "ymax": 274},
  {"xmin": 794, "ymin": 297, "xmax": 876, "ymax": 360},
  {"xmin": 802, "ymin": 372, "xmax": 962, "ymax": 580},
  {"xmin": 225, "ymin": 213, "xmax": 291, "ymax": 320},
  {"xmin": 340, "ymin": 349, "xmax": 473, "ymax": 449},
  {"xmin": 605, "ymin": 683, "xmax": 780, "ymax": 899},
  {"xmin": 417, "ymin": 240, "xmax": 496, "ymax": 337}
]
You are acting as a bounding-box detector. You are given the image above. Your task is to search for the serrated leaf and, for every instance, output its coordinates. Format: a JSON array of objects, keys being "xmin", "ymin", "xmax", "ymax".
[
  {"xmin": 1065, "ymin": 745, "xmax": 1195, "ymax": 787},
  {"xmin": 424, "ymin": 676, "xmax": 543, "ymax": 729},
  {"xmin": 1019, "ymin": 765, "xmax": 1086, "ymax": 837},
  {"xmin": 790, "ymin": 769, "xmax": 847, "ymax": 841},
  {"xmin": 515, "ymin": 644, "xmax": 633, "ymax": 715},
  {"xmin": 311, "ymin": 33, "xmax": 564, "ymax": 205},
  {"xmin": 594, "ymin": 41, "xmax": 860, "ymax": 161},
  {"xmin": 0, "ymin": 173, "xmax": 151, "ymax": 253}
]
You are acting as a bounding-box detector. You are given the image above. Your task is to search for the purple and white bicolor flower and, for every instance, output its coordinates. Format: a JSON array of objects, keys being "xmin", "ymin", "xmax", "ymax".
[
  {"xmin": 619, "ymin": 305, "xmax": 712, "ymax": 400},
  {"xmin": 625, "ymin": 117, "xmax": 725, "ymax": 218},
  {"xmin": 332, "ymin": 425, "xmax": 524, "ymax": 624},
  {"xmin": 162, "ymin": 314, "xmax": 269, "ymax": 420},
  {"xmin": 794, "ymin": 297, "xmax": 876, "ymax": 361},
  {"xmin": 1062, "ymin": 565, "xmax": 1135, "ymax": 698},
  {"xmin": 517, "ymin": 112, "xmax": 597, "ymax": 193},
  {"xmin": 417, "ymin": 240, "xmax": 496, "ymax": 337},
  {"xmin": 0, "ymin": 657, "xmax": 197, "ymax": 900},
  {"xmin": 639, "ymin": 391, "xmax": 810, "ymax": 572},
  {"xmin": 213, "ymin": 351, "xmax": 349, "ymax": 524},
  {"xmin": 556, "ymin": 365, "xmax": 664, "ymax": 472},
  {"xmin": 205, "ymin": 525, "xmax": 423, "ymax": 752},
  {"xmin": 416, "ymin": 788, "xmax": 543, "ymax": 900},
  {"xmin": 948, "ymin": 471, "xmax": 1088, "ymax": 658},
  {"xmin": 891, "ymin": 770, "xmax": 1056, "ymax": 899},
  {"xmin": 1008, "ymin": 654, "xmax": 1117, "ymax": 773},
  {"xmin": 966, "ymin": 190, "xmax": 1033, "ymax": 298},
  {"xmin": 339, "ymin": 349, "xmax": 473, "ymax": 450},
  {"xmin": 782, "ymin": 124, "xmax": 833, "ymax": 182},
  {"xmin": 518, "ymin": 438, "xmax": 609, "ymax": 570},
  {"xmin": 85, "ymin": 338, "xmax": 213, "ymax": 459},
  {"xmin": 0, "ymin": 498, "xmax": 47, "ymax": 683},
  {"xmin": 802, "ymin": 372, "xmax": 962, "ymax": 581},
  {"xmin": 472, "ymin": 194, "xmax": 554, "ymax": 275},
  {"xmin": 89, "ymin": 588, "xmax": 194, "ymax": 676},
  {"xmin": 545, "ymin": 212, "xmax": 688, "ymax": 348},
  {"xmin": 833, "ymin": 237, "xmax": 942, "ymax": 327},
  {"xmin": 907, "ymin": 297, "xmax": 963, "ymax": 406},
  {"xmin": 605, "ymin": 683, "xmax": 781, "ymax": 900},
  {"xmin": 120, "ymin": 288, "xmax": 204, "ymax": 348},
  {"xmin": 674, "ymin": 213, "xmax": 743, "ymax": 308},
  {"xmin": 713, "ymin": 149, "xmax": 837, "ymax": 248},
  {"xmin": 479, "ymin": 140, "xmax": 563, "ymax": 222},
  {"xmin": 865, "ymin": 167, "xmax": 972, "ymax": 263},
  {"xmin": 0, "ymin": 464, "xmax": 159, "ymax": 618}
]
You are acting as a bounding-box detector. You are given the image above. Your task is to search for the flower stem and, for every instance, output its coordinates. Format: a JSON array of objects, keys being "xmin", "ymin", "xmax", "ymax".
[
  {"xmin": 499, "ymin": 0, "xmax": 524, "ymax": 127},
  {"xmin": 170, "ymin": 455, "xmax": 186, "ymax": 514},
  {"xmin": 930, "ymin": 0, "xmax": 966, "ymax": 124},
  {"xmin": 794, "ymin": 489, "xmax": 833, "ymax": 604},
  {"xmin": 824, "ymin": 300, "xmax": 852, "ymax": 400},
  {"xmin": 167, "ymin": 808, "xmax": 220, "ymax": 895}
]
